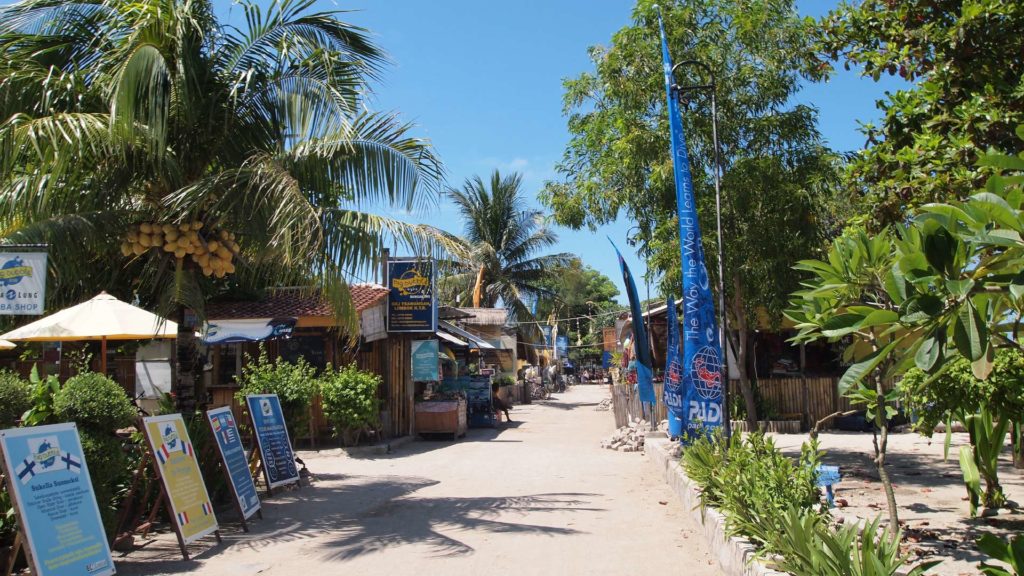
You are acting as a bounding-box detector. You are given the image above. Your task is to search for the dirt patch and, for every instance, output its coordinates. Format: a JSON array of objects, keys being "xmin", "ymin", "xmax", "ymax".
[{"xmin": 772, "ymin": 431, "xmax": 1023, "ymax": 575}]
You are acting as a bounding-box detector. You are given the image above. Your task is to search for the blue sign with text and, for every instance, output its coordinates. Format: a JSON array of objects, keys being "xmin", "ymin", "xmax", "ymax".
[
  {"xmin": 411, "ymin": 339, "xmax": 440, "ymax": 381},
  {"xmin": 387, "ymin": 259, "xmax": 437, "ymax": 332},
  {"xmin": 207, "ymin": 407, "xmax": 261, "ymax": 519},
  {"xmin": 0, "ymin": 423, "xmax": 115, "ymax": 576},
  {"xmin": 246, "ymin": 395, "xmax": 299, "ymax": 489}
]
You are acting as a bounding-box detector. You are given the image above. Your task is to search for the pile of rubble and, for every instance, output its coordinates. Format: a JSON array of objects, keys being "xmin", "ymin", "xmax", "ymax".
[
  {"xmin": 600, "ymin": 417, "xmax": 648, "ymax": 452},
  {"xmin": 594, "ymin": 398, "xmax": 612, "ymax": 411}
]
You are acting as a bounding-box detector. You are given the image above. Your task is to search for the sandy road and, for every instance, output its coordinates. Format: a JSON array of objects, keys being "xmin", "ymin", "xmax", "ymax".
[{"xmin": 117, "ymin": 385, "xmax": 720, "ymax": 576}]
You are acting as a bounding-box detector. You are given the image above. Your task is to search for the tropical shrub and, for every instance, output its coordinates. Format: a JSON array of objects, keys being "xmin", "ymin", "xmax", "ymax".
[
  {"xmin": 903, "ymin": 351, "xmax": 1024, "ymax": 514},
  {"xmin": 0, "ymin": 371, "xmax": 32, "ymax": 428},
  {"xmin": 20, "ymin": 366, "xmax": 60, "ymax": 427},
  {"xmin": 320, "ymin": 364, "xmax": 380, "ymax": 446},
  {"xmin": 771, "ymin": 507, "xmax": 939, "ymax": 576},
  {"xmin": 235, "ymin": 347, "xmax": 319, "ymax": 440},
  {"xmin": 53, "ymin": 372, "xmax": 136, "ymax": 433},
  {"xmin": 978, "ymin": 533, "xmax": 1024, "ymax": 576},
  {"xmin": 681, "ymin": 432, "xmax": 822, "ymax": 553}
]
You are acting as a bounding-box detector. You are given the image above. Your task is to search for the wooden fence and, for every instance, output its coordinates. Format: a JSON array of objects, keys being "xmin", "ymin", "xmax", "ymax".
[{"xmin": 609, "ymin": 376, "xmax": 879, "ymax": 432}]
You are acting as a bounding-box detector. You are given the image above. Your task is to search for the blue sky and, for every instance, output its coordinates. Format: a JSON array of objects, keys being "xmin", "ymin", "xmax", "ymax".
[{"xmin": 223, "ymin": 1, "xmax": 907, "ymax": 302}]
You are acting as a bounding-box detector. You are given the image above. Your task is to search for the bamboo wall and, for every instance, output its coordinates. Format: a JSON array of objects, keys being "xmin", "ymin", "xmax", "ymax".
[{"xmin": 609, "ymin": 376, "xmax": 881, "ymax": 432}]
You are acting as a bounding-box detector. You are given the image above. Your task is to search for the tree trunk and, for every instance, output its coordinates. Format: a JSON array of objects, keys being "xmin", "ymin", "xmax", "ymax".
[
  {"xmin": 728, "ymin": 277, "xmax": 757, "ymax": 432},
  {"xmin": 174, "ymin": 305, "xmax": 200, "ymax": 415},
  {"xmin": 472, "ymin": 266, "xmax": 486, "ymax": 307},
  {"xmin": 1013, "ymin": 421, "xmax": 1023, "ymax": 470},
  {"xmin": 872, "ymin": 372, "xmax": 900, "ymax": 537}
]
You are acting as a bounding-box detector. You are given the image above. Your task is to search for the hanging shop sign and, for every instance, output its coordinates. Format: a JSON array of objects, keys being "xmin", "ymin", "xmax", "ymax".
[
  {"xmin": 141, "ymin": 414, "xmax": 219, "ymax": 544},
  {"xmin": 387, "ymin": 259, "xmax": 436, "ymax": 332},
  {"xmin": 411, "ymin": 339, "xmax": 440, "ymax": 381},
  {"xmin": 202, "ymin": 318, "xmax": 296, "ymax": 344},
  {"xmin": 245, "ymin": 394, "xmax": 300, "ymax": 489},
  {"xmin": 0, "ymin": 252, "xmax": 47, "ymax": 316},
  {"xmin": 206, "ymin": 407, "xmax": 261, "ymax": 520},
  {"xmin": 0, "ymin": 423, "xmax": 114, "ymax": 576}
]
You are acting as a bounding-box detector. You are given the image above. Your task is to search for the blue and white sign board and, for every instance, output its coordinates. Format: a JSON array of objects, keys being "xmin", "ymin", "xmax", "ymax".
[
  {"xmin": 206, "ymin": 407, "xmax": 261, "ymax": 520},
  {"xmin": 0, "ymin": 252, "xmax": 47, "ymax": 315},
  {"xmin": 0, "ymin": 423, "xmax": 114, "ymax": 576},
  {"xmin": 411, "ymin": 339, "xmax": 440, "ymax": 381},
  {"xmin": 245, "ymin": 394, "xmax": 299, "ymax": 489}
]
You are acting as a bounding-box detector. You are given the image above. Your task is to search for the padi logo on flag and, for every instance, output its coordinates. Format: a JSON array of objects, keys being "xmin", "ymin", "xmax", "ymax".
[
  {"xmin": 691, "ymin": 346, "xmax": 722, "ymax": 400},
  {"xmin": 665, "ymin": 359, "xmax": 684, "ymax": 410}
]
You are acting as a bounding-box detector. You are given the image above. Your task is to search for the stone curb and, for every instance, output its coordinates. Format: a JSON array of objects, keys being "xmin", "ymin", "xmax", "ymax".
[
  {"xmin": 645, "ymin": 438, "xmax": 788, "ymax": 576},
  {"xmin": 303, "ymin": 435, "xmax": 416, "ymax": 458}
]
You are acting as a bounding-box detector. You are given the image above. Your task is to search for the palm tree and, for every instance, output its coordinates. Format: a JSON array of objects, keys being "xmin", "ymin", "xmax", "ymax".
[
  {"xmin": 446, "ymin": 170, "xmax": 573, "ymax": 323},
  {"xmin": 0, "ymin": 0, "xmax": 446, "ymax": 410}
]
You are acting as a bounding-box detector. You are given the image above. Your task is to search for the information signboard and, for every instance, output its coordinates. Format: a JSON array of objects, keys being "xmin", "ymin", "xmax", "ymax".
[
  {"xmin": 206, "ymin": 407, "xmax": 260, "ymax": 521},
  {"xmin": 0, "ymin": 423, "xmax": 114, "ymax": 576},
  {"xmin": 411, "ymin": 339, "xmax": 440, "ymax": 381},
  {"xmin": 245, "ymin": 394, "xmax": 299, "ymax": 489},
  {"xmin": 387, "ymin": 259, "xmax": 436, "ymax": 332},
  {"xmin": 0, "ymin": 252, "xmax": 47, "ymax": 316},
  {"xmin": 141, "ymin": 414, "xmax": 218, "ymax": 544}
]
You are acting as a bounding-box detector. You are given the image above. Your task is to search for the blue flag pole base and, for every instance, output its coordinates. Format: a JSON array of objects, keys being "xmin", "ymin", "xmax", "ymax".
[{"xmin": 667, "ymin": 412, "xmax": 684, "ymax": 437}]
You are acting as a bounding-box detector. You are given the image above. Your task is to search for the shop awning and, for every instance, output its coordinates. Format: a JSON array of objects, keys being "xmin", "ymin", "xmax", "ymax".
[
  {"xmin": 439, "ymin": 321, "xmax": 496, "ymax": 350},
  {"xmin": 437, "ymin": 330, "xmax": 468, "ymax": 347}
]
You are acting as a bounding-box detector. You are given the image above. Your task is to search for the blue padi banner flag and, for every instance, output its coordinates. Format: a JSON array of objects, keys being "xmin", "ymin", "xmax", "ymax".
[
  {"xmin": 658, "ymin": 11, "xmax": 724, "ymax": 435},
  {"xmin": 663, "ymin": 298, "xmax": 685, "ymax": 435},
  {"xmin": 246, "ymin": 394, "xmax": 300, "ymax": 489},
  {"xmin": 609, "ymin": 240, "xmax": 655, "ymax": 404},
  {"xmin": 387, "ymin": 259, "xmax": 437, "ymax": 332},
  {"xmin": 541, "ymin": 325, "xmax": 553, "ymax": 347},
  {"xmin": 0, "ymin": 423, "xmax": 115, "ymax": 576},
  {"xmin": 556, "ymin": 334, "xmax": 569, "ymax": 358},
  {"xmin": 411, "ymin": 339, "xmax": 440, "ymax": 381},
  {"xmin": 206, "ymin": 407, "xmax": 261, "ymax": 520}
]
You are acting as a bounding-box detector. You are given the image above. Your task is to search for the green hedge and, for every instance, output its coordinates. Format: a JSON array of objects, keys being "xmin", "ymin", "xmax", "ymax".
[
  {"xmin": 53, "ymin": 372, "xmax": 136, "ymax": 433},
  {"xmin": 0, "ymin": 371, "xmax": 32, "ymax": 428}
]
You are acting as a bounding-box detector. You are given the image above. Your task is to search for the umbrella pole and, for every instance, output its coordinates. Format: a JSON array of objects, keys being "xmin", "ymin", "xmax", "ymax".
[{"xmin": 101, "ymin": 336, "xmax": 107, "ymax": 375}]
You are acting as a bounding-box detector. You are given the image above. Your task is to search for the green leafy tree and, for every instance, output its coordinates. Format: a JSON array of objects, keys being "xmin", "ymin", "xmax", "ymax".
[
  {"xmin": 818, "ymin": 0, "xmax": 1024, "ymax": 226},
  {"xmin": 788, "ymin": 137, "xmax": 1024, "ymax": 528},
  {"xmin": 540, "ymin": 0, "xmax": 844, "ymax": 429},
  {"xmin": 533, "ymin": 260, "xmax": 623, "ymax": 361},
  {"xmin": 443, "ymin": 170, "xmax": 574, "ymax": 324},
  {"xmin": 0, "ymin": 0, "xmax": 446, "ymax": 412}
]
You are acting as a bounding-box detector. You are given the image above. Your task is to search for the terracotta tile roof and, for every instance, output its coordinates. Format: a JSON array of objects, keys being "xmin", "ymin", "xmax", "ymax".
[{"xmin": 206, "ymin": 284, "xmax": 388, "ymax": 320}]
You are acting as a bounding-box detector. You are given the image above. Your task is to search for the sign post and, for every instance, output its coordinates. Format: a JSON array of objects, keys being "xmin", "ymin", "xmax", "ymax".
[
  {"xmin": 0, "ymin": 252, "xmax": 47, "ymax": 316},
  {"xmin": 0, "ymin": 423, "xmax": 115, "ymax": 576},
  {"xmin": 245, "ymin": 394, "xmax": 300, "ymax": 495},
  {"xmin": 206, "ymin": 407, "xmax": 261, "ymax": 530},
  {"xmin": 140, "ymin": 414, "xmax": 219, "ymax": 559},
  {"xmin": 387, "ymin": 259, "xmax": 437, "ymax": 333}
]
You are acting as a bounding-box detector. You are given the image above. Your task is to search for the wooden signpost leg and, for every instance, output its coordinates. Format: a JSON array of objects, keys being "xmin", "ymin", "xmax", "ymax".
[{"xmin": 3, "ymin": 532, "xmax": 21, "ymax": 576}]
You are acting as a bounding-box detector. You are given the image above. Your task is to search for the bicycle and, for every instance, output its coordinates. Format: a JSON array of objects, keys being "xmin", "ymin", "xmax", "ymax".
[{"xmin": 530, "ymin": 379, "xmax": 550, "ymax": 400}]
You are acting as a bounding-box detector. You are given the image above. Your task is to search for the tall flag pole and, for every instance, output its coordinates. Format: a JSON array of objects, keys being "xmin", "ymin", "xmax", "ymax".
[
  {"xmin": 609, "ymin": 239, "xmax": 655, "ymax": 406},
  {"xmin": 663, "ymin": 297, "xmax": 684, "ymax": 435},
  {"xmin": 656, "ymin": 7, "xmax": 725, "ymax": 437}
]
